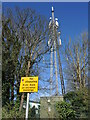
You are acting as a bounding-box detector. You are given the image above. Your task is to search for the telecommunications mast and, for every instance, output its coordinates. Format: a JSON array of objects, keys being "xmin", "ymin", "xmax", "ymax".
[{"xmin": 48, "ymin": 7, "xmax": 65, "ymax": 95}]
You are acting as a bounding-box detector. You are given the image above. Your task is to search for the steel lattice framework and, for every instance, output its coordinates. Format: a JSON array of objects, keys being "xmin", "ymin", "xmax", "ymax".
[{"xmin": 48, "ymin": 7, "xmax": 65, "ymax": 95}]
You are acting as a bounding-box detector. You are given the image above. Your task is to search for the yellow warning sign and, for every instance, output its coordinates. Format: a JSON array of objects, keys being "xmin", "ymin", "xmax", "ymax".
[{"xmin": 19, "ymin": 77, "xmax": 38, "ymax": 93}]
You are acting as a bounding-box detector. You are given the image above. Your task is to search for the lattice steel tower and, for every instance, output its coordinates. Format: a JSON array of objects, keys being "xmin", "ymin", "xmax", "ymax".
[{"xmin": 48, "ymin": 7, "xmax": 65, "ymax": 95}]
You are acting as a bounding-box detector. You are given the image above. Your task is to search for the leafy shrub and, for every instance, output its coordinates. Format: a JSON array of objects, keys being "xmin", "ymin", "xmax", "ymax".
[
  {"xmin": 64, "ymin": 88, "xmax": 88, "ymax": 118},
  {"xmin": 56, "ymin": 88, "xmax": 88, "ymax": 119},
  {"xmin": 2, "ymin": 98, "xmax": 25, "ymax": 118},
  {"xmin": 56, "ymin": 101, "xmax": 76, "ymax": 120}
]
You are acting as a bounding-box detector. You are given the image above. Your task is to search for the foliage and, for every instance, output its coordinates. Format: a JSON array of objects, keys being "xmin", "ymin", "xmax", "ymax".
[
  {"xmin": 2, "ymin": 16, "xmax": 22, "ymax": 106},
  {"xmin": 64, "ymin": 88, "xmax": 88, "ymax": 118},
  {"xmin": 56, "ymin": 88, "xmax": 88, "ymax": 119},
  {"xmin": 30, "ymin": 106, "xmax": 36, "ymax": 118},
  {"xmin": 2, "ymin": 6, "xmax": 49, "ymax": 112},
  {"xmin": 2, "ymin": 98, "xmax": 25, "ymax": 118},
  {"xmin": 56, "ymin": 101, "xmax": 76, "ymax": 120},
  {"xmin": 2, "ymin": 97, "xmax": 37, "ymax": 119}
]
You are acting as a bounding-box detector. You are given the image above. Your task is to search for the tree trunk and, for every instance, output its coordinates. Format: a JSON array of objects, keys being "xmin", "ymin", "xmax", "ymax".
[
  {"xmin": 19, "ymin": 93, "xmax": 24, "ymax": 112},
  {"xmin": 83, "ymin": 53, "xmax": 86, "ymax": 87},
  {"xmin": 19, "ymin": 61, "xmax": 30, "ymax": 112},
  {"xmin": 76, "ymin": 47, "xmax": 82, "ymax": 90}
]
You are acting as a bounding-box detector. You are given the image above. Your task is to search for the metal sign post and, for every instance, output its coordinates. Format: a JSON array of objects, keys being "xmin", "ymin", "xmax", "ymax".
[
  {"xmin": 19, "ymin": 76, "xmax": 38, "ymax": 119},
  {"xmin": 26, "ymin": 93, "xmax": 29, "ymax": 119}
]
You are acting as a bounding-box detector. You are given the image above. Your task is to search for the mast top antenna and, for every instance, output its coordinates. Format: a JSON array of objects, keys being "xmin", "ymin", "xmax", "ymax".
[{"xmin": 52, "ymin": 6, "xmax": 54, "ymax": 12}]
